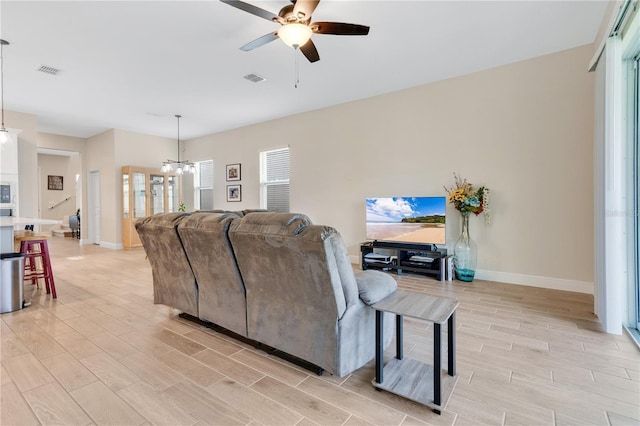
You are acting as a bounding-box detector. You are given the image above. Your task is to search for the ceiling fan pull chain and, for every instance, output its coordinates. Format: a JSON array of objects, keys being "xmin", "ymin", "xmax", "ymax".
[{"xmin": 294, "ymin": 46, "xmax": 300, "ymax": 88}]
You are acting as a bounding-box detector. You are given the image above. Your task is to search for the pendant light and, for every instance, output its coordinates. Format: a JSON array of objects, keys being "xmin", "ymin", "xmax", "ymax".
[
  {"xmin": 161, "ymin": 114, "xmax": 194, "ymax": 174},
  {"xmin": 0, "ymin": 39, "xmax": 10, "ymax": 144}
]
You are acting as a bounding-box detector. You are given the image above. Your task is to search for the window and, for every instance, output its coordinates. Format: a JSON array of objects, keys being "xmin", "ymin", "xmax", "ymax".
[
  {"xmin": 260, "ymin": 147, "xmax": 290, "ymax": 212},
  {"xmin": 195, "ymin": 160, "xmax": 214, "ymax": 210}
]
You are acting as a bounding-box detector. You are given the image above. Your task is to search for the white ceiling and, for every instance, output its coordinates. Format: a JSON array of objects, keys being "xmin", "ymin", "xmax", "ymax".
[{"xmin": 0, "ymin": 1, "xmax": 607, "ymax": 140}]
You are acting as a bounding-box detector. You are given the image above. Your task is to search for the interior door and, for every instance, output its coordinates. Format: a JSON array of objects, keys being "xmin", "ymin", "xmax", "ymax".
[
  {"xmin": 89, "ymin": 170, "xmax": 101, "ymax": 244},
  {"xmin": 149, "ymin": 174, "xmax": 164, "ymax": 215}
]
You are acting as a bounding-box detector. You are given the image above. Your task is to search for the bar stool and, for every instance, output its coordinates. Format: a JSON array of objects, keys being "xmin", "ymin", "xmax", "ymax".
[{"xmin": 15, "ymin": 232, "xmax": 57, "ymax": 299}]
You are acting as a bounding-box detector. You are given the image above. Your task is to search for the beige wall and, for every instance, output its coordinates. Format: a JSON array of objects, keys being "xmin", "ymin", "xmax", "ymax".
[
  {"xmin": 5, "ymin": 110, "xmax": 38, "ymax": 218},
  {"xmin": 186, "ymin": 44, "xmax": 595, "ymax": 293},
  {"xmin": 38, "ymin": 132, "xmax": 87, "ymax": 153},
  {"xmin": 113, "ymin": 129, "xmax": 175, "ymax": 168}
]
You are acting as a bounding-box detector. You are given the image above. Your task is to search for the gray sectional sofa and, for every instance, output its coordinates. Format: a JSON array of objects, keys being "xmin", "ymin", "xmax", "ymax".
[{"xmin": 135, "ymin": 211, "xmax": 397, "ymax": 377}]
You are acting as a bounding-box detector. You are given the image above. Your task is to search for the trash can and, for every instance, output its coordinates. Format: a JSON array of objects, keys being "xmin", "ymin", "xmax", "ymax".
[{"xmin": 1, "ymin": 253, "xmax": 25, "ymax": 313}]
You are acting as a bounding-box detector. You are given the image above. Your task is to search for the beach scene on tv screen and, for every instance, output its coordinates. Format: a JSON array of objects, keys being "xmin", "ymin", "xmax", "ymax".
[{"xmin": 366, "ymin": 197, "xmax": 446, "ymax": 244}]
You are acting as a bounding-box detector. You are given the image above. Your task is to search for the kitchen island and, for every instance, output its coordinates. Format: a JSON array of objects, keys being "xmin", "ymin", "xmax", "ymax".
[{"xmin": 0, "ymin": 217, "xmax": 62, "ymax": 253}]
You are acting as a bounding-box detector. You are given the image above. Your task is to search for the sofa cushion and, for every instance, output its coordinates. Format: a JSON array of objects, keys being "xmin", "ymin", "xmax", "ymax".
[
  {"xmin": 241, "ymin": 209, "xmax": 269, "ymax": 216},
  {"xmin": 234, "ymin": 212, "xmax": 312, "ymax": 235},
  {"xmin": 355, "ymin": 270, "xmax": 397, "ymax": 305},
  {"xmin": 180, "ymin": 211, "xmax": 240, "ymax": 227},
  {"xmin": 195, "ymin": 209, "xmax": 244, "ymax": 217},
  {"xmin": 195, "ymin": 209, "xmax": 269, "ymax": 217}
]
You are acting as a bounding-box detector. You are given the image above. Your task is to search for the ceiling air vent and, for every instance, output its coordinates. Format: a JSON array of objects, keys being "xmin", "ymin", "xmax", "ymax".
[
  {"xmin": 36, "ymin": 65, "xmax": 60, "ymax": 75},
  {"xmin": 243, "ymin": 73, "xmax": 265, "ymax": 83}
]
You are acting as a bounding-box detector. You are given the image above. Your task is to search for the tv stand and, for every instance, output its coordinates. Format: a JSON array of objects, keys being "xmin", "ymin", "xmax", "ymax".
[{"xmin": 361, "ymin": 241, "xmax": 446, "ymax": 281}]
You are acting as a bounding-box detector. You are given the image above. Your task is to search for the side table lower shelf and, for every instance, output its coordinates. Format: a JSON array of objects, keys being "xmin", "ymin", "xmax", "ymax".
[{"xmin": 372, "ymin": 358, "xmax": 458, "ymax": 411}]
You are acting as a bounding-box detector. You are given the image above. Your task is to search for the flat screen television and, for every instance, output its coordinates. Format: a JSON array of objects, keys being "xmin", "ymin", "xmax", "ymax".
[{"xmin": 366, "ymin": 196, "xmax": 446, "ymax": 245}]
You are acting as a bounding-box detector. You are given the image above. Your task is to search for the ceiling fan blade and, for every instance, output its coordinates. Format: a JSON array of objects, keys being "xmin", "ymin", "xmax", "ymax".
[
  {"xmin": 299, "ymin": 39, "xmax": 320, "ymax": 63},
  {"xmin": 292, "ymin": 0, "xmax": 320, "ymax": 21},
  {"xmin": 311, "ymin": 22, "xmax": 370, "ymax": 36},
  {"xmin": 220, "ymin": 0, "xmax": 278, "ymax": 22},
  {"xmin": 240, "ymin": 32, "xmax": 279, "ymax": 51}
]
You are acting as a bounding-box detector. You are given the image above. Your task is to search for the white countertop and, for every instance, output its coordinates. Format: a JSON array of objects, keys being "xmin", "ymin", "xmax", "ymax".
[{"xmin": 0, "ymin": 217, "xmax": 62, "ymax": 227}]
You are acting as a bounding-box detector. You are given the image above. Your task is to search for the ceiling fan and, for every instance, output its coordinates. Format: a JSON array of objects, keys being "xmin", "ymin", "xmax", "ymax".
[{"xmin": 220, "ymin": 0, "xmax": 370, "ymax": 63}]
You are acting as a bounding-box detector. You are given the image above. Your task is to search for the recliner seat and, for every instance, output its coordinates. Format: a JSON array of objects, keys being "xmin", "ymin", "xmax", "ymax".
[
  {"xmin": 135, "ymin": 212, "xmax": 198, "ymax": 317},
  {"xmin": 177, "ymin": 211, "xmax": 248, "ymax": 337}
]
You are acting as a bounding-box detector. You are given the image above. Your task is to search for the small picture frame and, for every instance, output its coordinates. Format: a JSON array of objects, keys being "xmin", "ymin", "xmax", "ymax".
[
  {"xmin": 48, "ymin": 175, "xmax": 63, "ymax": 190},
  {"xmin": 227, "ymin": 184, "xmax": 241, "ymax": 202},
  {"xmin": 226, "ymin": 163, "xmax": 241, "ymax": 181}
]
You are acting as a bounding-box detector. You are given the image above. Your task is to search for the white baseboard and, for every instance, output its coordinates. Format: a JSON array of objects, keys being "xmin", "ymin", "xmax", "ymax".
[
  {"xmin": 475, "ymin": 269, "xmax": 593, "ymax": 294},
  {"xmin": 350, "ymin": 254, "xmax": 593, "ymax": 294},
  {"xmin": 79, "ymin": 239, "xmax": 124, "ymax": 250},
  {"xmin": 99, "ymin": 241, "xmax": 123, "ymax": 250}
]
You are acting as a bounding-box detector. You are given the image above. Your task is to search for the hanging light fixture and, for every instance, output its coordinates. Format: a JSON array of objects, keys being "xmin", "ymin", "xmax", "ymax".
[
  {"xmin": 0, "ymin": 39, "xmax": 10, "ymax": 144},
  {"xmin": 161, "ymin": 114, "xmax": 194, "ymax": 175},
  {"xmin": 277, "ymin": 23, "xmax": 312, "ymax": 48}
]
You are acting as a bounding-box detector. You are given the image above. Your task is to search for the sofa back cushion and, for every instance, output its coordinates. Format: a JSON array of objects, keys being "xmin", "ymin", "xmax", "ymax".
[
  {"xmin": 228, "ymin": 212, "xmax": 357, "ymax": 369},
  {"xmin": 177, "ymin": 212, "xmax": 248, "ymax": 336},
  {"xmin": 231, "ymin": 212, "xmax": 311, "ymax": 235},
  {"xmin": 195, "ymin": 209, "xmax": 269, "ymax": 217},
  {"xmin": 135, "ymin": 213, "xmax": 198, "ymax": 316}
]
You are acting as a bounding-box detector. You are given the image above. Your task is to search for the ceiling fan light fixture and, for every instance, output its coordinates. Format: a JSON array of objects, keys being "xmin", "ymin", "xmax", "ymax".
[{"xmin": 278, "ymin": 23, "xmax": 312, "ymax": 47}]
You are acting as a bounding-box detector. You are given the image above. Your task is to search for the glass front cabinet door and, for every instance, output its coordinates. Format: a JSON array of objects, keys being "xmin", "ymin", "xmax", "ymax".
[
  {"xmin": 122, "ymin": 166, "xmax": 180, "ymax": 248},
  {"xmin": 149, "ymin": 174, "xmax": 165, "ymax": 216}
]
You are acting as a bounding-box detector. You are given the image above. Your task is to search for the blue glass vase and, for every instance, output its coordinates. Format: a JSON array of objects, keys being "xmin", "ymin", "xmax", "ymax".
[{"xmin": 454, "ymin": 212, "xmax": 477, "ymax": 282}]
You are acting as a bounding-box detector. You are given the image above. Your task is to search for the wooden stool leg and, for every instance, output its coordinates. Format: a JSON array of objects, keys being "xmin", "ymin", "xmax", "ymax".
[
  {"xmin": 21, "ymin": 241, "xmax": 40, "ymax": 288},
  {"xmin": 33, "ymin": 242, "xmax": 49, "ymax": 293},
  {"xmin": 40, "ymin": 241, "xmax": 56, "ymax": 299},
  {"xmin": 35, "ymin": 242, "xmax": 47, "ymax": 292}
]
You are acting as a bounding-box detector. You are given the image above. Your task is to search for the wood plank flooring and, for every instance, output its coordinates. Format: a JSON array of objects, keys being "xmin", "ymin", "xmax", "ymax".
[{"xmin": 1, "ymin": 237, "xmax": 638, "ymax": 425}]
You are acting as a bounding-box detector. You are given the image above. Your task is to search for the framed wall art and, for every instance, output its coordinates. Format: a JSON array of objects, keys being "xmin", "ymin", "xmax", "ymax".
[
  {"xmin": 227, "ymin": 184, "xmax": 241, "ymax": 202},
  {"xmin": 226, "ymin": 163, "xmax": 241, "ymax": 181},
  {"xmin": 48, "ymin": 175, "xmax": 63, "ymax": 190}
]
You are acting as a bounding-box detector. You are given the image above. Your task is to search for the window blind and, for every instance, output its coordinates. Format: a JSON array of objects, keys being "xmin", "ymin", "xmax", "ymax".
[
  {"xmin": 262, "ymin": 148, "xmax": 290, "ymax": 212},
  {"xmin": 197, "ymin": 160, "xmax": 214, "ymax": 210}
]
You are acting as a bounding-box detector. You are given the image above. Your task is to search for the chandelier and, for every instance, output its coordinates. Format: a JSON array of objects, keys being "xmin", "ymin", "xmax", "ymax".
[{"xmin": 161, "ymin": 114, "xmax": 194, "ymax": 175}]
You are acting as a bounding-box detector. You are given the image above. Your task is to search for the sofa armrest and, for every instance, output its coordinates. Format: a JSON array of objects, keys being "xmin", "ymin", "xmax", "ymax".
[{"xmin": 355, "ymin": 270, "xmax": 397, "ymax": 305}]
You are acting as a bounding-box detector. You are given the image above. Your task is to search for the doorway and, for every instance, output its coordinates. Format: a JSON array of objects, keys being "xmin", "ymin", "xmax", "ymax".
[{"xmin": 35, "ymin": 148, "xmax": 82, "ymax": 236}]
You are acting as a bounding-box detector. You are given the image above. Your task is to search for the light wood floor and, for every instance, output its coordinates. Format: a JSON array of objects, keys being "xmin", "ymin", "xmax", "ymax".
[{"xmin": 1, "ymin": 237, "xmax": 639, "ymax": 426}]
